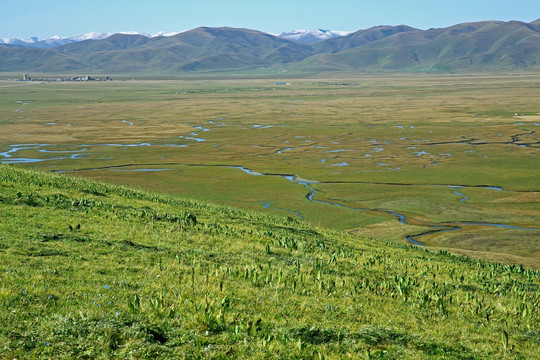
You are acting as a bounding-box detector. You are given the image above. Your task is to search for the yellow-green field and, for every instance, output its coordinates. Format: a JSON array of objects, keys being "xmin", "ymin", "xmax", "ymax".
[{"xmin": 1, "ymin": 74, "xmax": 539, "ymax": 266}]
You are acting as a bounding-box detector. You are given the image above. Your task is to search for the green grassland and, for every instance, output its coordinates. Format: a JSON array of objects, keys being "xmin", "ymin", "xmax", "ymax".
[
  {"xmin": 0, "ymin": 165, "xmax": 539, "ymax": 359},
  {"xmin": 0, "ymin": 74, "xmax": 539, "ymax": 267}
]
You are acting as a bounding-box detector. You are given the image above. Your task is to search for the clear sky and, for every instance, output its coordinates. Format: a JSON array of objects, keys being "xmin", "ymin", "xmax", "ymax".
[{"xmin": 2, "ymin": 0, "xmax": 540, "ymax": 39}]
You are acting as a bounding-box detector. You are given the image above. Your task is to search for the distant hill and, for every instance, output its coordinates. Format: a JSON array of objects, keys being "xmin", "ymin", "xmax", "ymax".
[
  {"xmin": 2, "ymin": 20, "xmax": 540, "ymax": 74},
  {"xmin": 294, "ymin": 20, "xmax": 540, "ymax": 72}
]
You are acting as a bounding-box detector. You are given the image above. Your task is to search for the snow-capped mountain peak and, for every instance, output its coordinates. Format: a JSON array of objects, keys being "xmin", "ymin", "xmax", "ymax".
[
  {"xmin": 0, "ymin": 32, "xmax": 112, "ymax": 48},
  {"xmin": 71, "ymin": 32, "xmax": 111, "ymax": 41},
  {"xmin": 116, "ymin": 31, "xmax": 181, "ymax": 38},
  {"xmin": 0, "ymin": 36, "xmax": 39, "ymax": 45},
  {"xmin": 119, "ymin": 31, "xmax": 149, "ymax": 36},
  {"xmin": 151, "ymin": 31, "xmax": 181, "ymax": 38},
  {"xmin": 279, "ymin": 29, "xmax": 351, "ymax": 43},
  {"xmin": 0, "ymin": 31, "xmax": 185, "ymax": 48}
]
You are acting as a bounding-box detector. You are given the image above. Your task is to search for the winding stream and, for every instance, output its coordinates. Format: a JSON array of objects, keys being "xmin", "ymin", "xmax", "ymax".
[
  {"xmin": 283, "ymin": 176, "xmax": 462, "ymax": 246},
  {"xmin": 46, "ymin": 162, "xmax": 540, "ymax": 245},
  {"xmin": 279, "ymin": 175, "xmax": 539, "ymax": 246},
  {"xmin": 1, "ymin": 143, "xmax": 538, "ymax": 245},
  {"xmin": 450, "ymin": 186, "xmax": 469, "ymax": 203}
]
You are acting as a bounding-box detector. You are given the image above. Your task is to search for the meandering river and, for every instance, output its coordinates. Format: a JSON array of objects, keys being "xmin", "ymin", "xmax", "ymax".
[{"xmin": 1, "ymin": 143, "xmax": 538, "ymax": 246}]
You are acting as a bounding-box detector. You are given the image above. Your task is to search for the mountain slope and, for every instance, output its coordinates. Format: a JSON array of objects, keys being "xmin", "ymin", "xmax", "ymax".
[
  {"xmin": 58, "ymin": 33, "xmax": 152, "ymax": 53},
  {"xmin": 312, "ymin": 25, "xmax": 419, "ymax": 53},
  {"xmin": 154, "ymin": 27, "xmax": 315, "ymax": 70},
  {"xmin": 0, "ymin": 46, "xmax": 87, "ymax": 72},
  {"xmin": 295, "ymin": 20, "xmax": 540, "ymax": 71},
  {"xmin": 0, "ymin": 164, "xmax": 539, "ymax": 358},
  {"xmin": 53, "ymin": 27, "xmax": 314, "ymax": 73}
]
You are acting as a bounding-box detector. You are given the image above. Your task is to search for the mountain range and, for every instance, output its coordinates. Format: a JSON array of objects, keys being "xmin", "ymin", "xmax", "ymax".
[
  {"xmin": 0, "ymin": 31, "xmax": 183, "ymax": 49},
  {"xmin": 1, "ymin": 20, "xmax": 540, "ymax": 74},
  {"xmin": 0, "ymin": 28, "xmax": 344, "ymax": 49}
]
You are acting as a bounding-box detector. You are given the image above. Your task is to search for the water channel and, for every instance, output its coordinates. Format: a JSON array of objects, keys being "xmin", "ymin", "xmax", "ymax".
[{"xmin": 1, "ymin": 144, "xmax": 538, "ymax": 246}]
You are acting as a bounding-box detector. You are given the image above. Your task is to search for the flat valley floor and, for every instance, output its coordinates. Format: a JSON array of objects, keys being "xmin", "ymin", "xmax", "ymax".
[{"xmin": 1, "ymin": 73, "xmax": 539, "ymax": 267}]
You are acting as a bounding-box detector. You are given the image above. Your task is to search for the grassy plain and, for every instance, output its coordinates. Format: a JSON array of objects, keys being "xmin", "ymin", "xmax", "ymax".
[
  {"xmin": 0, "ymin": 74, "xmax": 539, "ymax": 266},
  {"xmin": 0, "ymin": 165, "xmax": 539, "ymax": 359}
]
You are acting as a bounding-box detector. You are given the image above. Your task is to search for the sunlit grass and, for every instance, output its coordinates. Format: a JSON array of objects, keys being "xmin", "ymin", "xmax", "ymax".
[{"xmin": 0, "ymin": 165, "xmax": 539, "ymax": 358}]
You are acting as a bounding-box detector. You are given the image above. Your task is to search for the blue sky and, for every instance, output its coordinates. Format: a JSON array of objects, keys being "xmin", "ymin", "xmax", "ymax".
[{"xmin": 2, "ymin": 0, "xmax": 540, "ymax": 39}]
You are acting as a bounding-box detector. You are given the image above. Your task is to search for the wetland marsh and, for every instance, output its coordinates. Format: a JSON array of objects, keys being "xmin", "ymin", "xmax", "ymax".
[{"xmin": 1, "ymin": 74, "xmax": 539, "ymax": 265}]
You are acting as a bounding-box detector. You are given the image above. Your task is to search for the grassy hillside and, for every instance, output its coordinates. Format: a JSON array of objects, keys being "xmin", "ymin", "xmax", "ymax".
[
  {"xmin": 311, "ymin": 25, "xmax": 419, "ymax": 54},
  {"xmin": 0, "ymin": 46, "xmax": 87, "ymax": 73},
  {"xmin": 0, "ymin": 164, "xmax": 538, "ymax": 359},
  {"xmin": 295, "ymin": 21, "xmax": 540, "ymax": 72}
]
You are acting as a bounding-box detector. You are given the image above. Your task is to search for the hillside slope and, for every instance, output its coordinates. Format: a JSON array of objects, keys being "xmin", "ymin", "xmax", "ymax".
[
  {"xmin": 294, "ymin": 21, "xmax": 540, "ymax": 72},
  {"xmin": 311, "ymin": 25, "xmax": 419, "ymax": 54},
  {"xmin": 0, "ymin": 164, "xmax": 538, "ymax": 359}
]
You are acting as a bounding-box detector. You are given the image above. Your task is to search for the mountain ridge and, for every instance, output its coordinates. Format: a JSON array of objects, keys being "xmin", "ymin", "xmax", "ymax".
[
  {"xmin": 0, "ymin": 31, "xmax": 181, "ymax": 48},
  {"xmin": 0, "ymin": 28, "xmax": 349, "ymax": 48},
  {"xmin": 2, "ymin": 20, "xmax": 540, "ymax": 74}
]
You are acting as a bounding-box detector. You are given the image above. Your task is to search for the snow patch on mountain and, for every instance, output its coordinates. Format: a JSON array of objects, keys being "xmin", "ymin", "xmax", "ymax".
[
  {"xmin": 71, "ymin": 32, "xmax": 111, "ymax": 41},
  {"xmin": 0, "ymin": 36, "xmax": 40, "ymax": 46},
  {"xmin": 151, "ymin": 31, "xmax": 182, "ymax": 37},
  {"xmin": 118, "ymin": 31, "xmax": 182, "ymax": 38},
  {"xmin": 279, "ymin": 29, "xmax": 351, "ymax": 43},
  {"xmin": 0, "ymin": 32, "xmax": 110, "ymax": 48}
]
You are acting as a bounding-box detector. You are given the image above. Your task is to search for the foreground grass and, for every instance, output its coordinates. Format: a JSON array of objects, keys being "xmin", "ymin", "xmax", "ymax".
[{"xmin": 0, "ymin": 164, "xmax": 539, "ymax": 359}]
